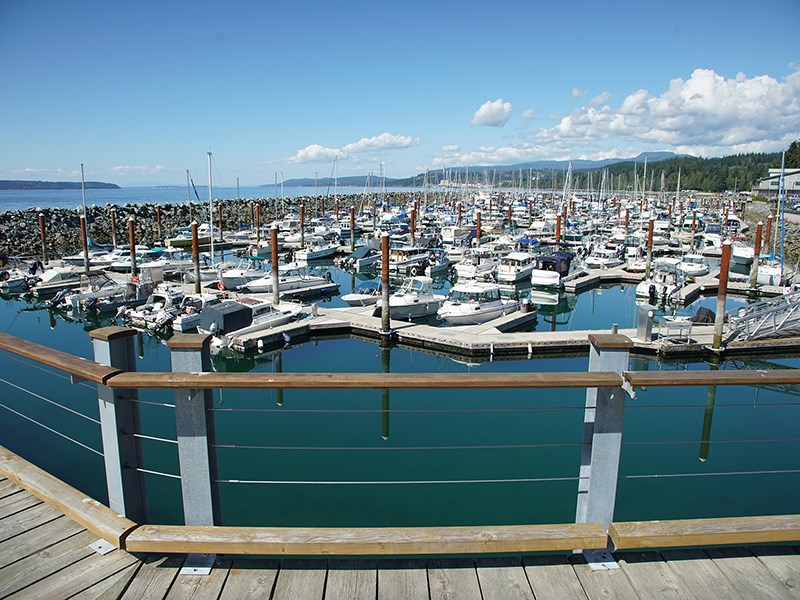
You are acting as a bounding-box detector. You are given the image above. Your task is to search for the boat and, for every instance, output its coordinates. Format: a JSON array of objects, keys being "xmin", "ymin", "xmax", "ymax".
[
  {"xmin": 635, "ymin": 265, "xmax": 686, "ymax": 305},
  {"xmin": 376, "ymin": 246, "xmax": 430, "ymax": 277},
  {"xmin": 294, "ymin": 236, "xmax": 340, "ymax": 261},
  {"xmin": 437, "ymin": 282, "xmax": 520, "ymax": 325},
  {"xmin": 121, "ymin": 283, "xmax": 185, "ymax": 331},
  {"xmin": 30, "ymin": 266, "xmax": 83, "ymax": 298},
  {"xmin": 496, "ymin": 251, "xmax": 537, "ymax": 283},
  {"xmin": 377, "ymin": 275, "xmax": 446, "ymax": 320},
  {"xmin": 198, "ymin": 296, "xmax": 304, "ymax": 349},
  {"xmin": 165, "ymin": 223, "xmax": 212, "ymax": 248},
  {"xmin": 341, "ymin": 246, "xmax": 381, "ymax": 271},
  {"xmin": 529, "ymin": 251, "xmax": 578, "ymax": 289},
  {"xmin": 219, "ymin": 257, "xmax": 268, "ymax": 290},
  {"xmin": 0, "ymin": 260, "xmax": 46, "ymax": 293},
  {"xmin": 241, "ymin": 262, "xmax": 332, "ymax": 294},
  {"xmin": 453, "ymin": 247, "xmax": 499, "ymax": 280},
  {"xmin": 675, "ymin": 253, "xmax": 710, "ymax": 278},
  {"xmin": 106, "ymin": 248, "xmax": 163, "ymax": 272},
  {"xmin": 341, "ymin": 281, "xmax": 384, "ymax": 307},
  {"xmin": 584, "ymin": 246, "xmax": 624, "ymax": 270},
  {"xmin": 51, "ymin": 271, "xmax": 128, "ymax": 311},
  {"xmin": 425, "ymin": 248, "xmax": 454, "ymax": 278},
  {"xmin": 730, "ymin": 238, "xmax": 755, "ymax": 267},
  {"xmin": 172, "ymin": 293, "xmax": 224, "ymax": 332}
]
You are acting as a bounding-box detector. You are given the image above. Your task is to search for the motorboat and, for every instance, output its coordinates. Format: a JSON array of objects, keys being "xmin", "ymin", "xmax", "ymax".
[
  {"xmin": 0, "ymin": 260, "xmax": 46, "ymax": 293},
  {"xmin": 341, "ymin": 246, "xmax": 381, "ymax": 271},
  {"xmin": 198, "ymin": 296, "xmax": 304, "ymax": 349},
  {"xmin": 378, "ymin": 275, "xmax": 446, "ymax": 319},
  {"xmin": 454, "ymin": 247, "xmax": 499, "ymax": 280},
  {"xmin": 496, "ymin": 251, "xmax": 537, "ymax": 283},
  {"xmin": 529, "ymin": 251, "xmax": 578, "ymax": 289},
  {"xmin": 241, "ymin": 262, "xmax": 332, "ymax": 294},
  {"xmin": 676, "ymin": 253, "xmax": 710, "ymax": 278},
  {"xmin": 51, "ymin": 271, "xmax": 127, "ymax": 311},
  {"xmin": 294, "ymin": 236, "xmax": 340, "ymax": 261},
  {"xmin": 376, "ymin": 246, "xmax": 430, "ymax": 277},
  {"xmin": 172, "ymin": 293, "xmax": 224, "ymax": 332},
  {"xmin": 584, "ymin": 246, "xmax": 624, "ymax": 270},
  {"xmin": 219, "ymin": 257, "xmax": 268, "ymax": 290},
  {"xmin": 437, "ymin": 282, "xmax": 520, "ymax": 325},
  {"xmin": 165, "ymin": 223, "xmax": 212, "ymax": 248},
  {"xmin": 425, "ymin": 248, "xmax": 453, "ymax": 278},
  {"xmin": 30, "ymin": 266, "xmax": 82, "ymax": 298},
  {"xmin": 121, "ymin": 283, "xmax": 185, "ymax": 331},
  {"xmin": 635, "ymin": 266, "xmax": 686, "ymax": 305},
  {"xmin": 341, "ymin": 281, "xmax": 385, "ymax": 307}
]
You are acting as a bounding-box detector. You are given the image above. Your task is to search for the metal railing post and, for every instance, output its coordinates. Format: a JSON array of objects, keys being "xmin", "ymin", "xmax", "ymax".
[
  {"xmin": 167, "ymin": 334, "xmax": 220, "ymax": 527},
  {"xmin": 576, "ymin": 334, "xmax": 631, "ymax": 532},
  {"xmin": 90, "ymin": 326, "xmax": 147, "ymax": 522}
]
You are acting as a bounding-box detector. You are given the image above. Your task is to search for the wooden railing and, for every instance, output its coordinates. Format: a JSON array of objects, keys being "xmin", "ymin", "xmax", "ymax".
[{"xmin": 0, "ymin": 327, "xmax": 798, "ymax": 557}]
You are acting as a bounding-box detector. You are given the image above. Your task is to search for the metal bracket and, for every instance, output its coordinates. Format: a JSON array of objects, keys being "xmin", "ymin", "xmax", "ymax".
[
  {"xmin": 180, "ymin": 553, "xmax": 216, "ymax": 576},
  {"xmin": 70, "ymin": 374, "xmax": 88, "ymax": 385},
  {"xmin": 89, "ymin": 539, "xmax": 116, "ymax": 555},
  {"xmin": 583, "ymin": 548, "xmax": 619, "ymax": 571}
]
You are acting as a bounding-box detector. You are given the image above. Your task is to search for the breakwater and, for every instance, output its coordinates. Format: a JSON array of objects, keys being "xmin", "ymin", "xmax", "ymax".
[{"xmin": 0, "ymin": 193, "xmax": 421, "ymax": 258}]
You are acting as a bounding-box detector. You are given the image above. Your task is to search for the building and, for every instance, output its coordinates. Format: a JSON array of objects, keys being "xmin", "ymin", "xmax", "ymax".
[{"xmin": 752, "ymin": 168, "xmax": 800, "ymax": 201}]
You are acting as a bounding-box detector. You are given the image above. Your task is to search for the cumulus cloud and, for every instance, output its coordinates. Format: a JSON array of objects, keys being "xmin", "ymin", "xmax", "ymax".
[
  {"xmin": 589, "ymin": 91, "xmax": 612, "ymax": 106},
  {"xmin": 571, "ymin": 87, "xmax": 588, "ymax": 98},
  {"xmin": 288, "ymin": 132, "xmax": 419, "ymax": 163},
  {"xmin": 522, "ymin": 108, "xmax": 536, "ymax": 119},
  {"xmin": 532, "ymin": 68, "xmax": 800, "ymax": 156},
  {"xmin": 470, "ymin": 98, "xmax": 513, "ymax": 127}
]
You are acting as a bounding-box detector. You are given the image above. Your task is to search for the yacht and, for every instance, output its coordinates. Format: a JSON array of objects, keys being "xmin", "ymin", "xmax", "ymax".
[
  {"xmin": 437, "ymin": 282, "xmax": 520, "ymax": 325},
  {"xmin": 380, "ymin": 276, "xmax": 446, "ymax": 319},
  {"xmin": 529, "ymin": 251, "xmax": 579, "ymax": 289}
]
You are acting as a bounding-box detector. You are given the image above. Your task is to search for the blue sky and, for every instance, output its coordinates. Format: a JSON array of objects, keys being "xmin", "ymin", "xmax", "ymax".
[{"xmin": 1, "ymin": 0, "xmax": 798, "ymax": 186}]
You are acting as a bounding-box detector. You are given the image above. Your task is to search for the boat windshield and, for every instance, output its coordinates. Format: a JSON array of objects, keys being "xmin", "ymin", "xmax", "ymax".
[{"xmin": 399, "ymin": 279, "xmax": 428, "ymax": 294}]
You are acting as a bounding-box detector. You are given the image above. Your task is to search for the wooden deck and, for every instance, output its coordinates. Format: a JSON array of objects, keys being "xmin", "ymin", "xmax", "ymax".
[{"xmin": 1, "ymin": 478, "xmax": 798, "ymax": 599}]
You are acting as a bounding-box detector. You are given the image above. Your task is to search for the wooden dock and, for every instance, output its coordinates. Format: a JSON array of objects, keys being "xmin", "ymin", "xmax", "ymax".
[{"xmin": 1, "ymin": 478, "xmax": 798, "ymax": 599}]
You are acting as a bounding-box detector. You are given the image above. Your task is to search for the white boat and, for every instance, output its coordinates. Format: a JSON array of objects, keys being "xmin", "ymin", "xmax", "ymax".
[
  {"xmin": 294, "ymin": 236, "xmax": 340, "ymax": 261},
  {"xmin": 437, "ymin": 282, "xmax": 519, "ymax": 325},
  {"xmin": 219, "ymin": 257, "xmax": 268, "ymax": 290},
  {"xmin": 198, "ymin": 296, "xmax": 303, "ymax": 349},
  {"xmin": 30, "ymin": 266, "xmax": 82, "ymax": 298},
  {"xmin": 377, "ymin": 246, "xmax": 430, "ymax": 277},
  {"xmin": 731, "ymin": 239, "xmax": 755, "ymax": 266},
  {"xmin": 529, "ymin": 251, "xmax": 578, "ymax": 289},
  {"xmin": 107, "ymin": 248, "xmax": 163, "ymax": 272},
  {"xmin": 496, "ymin": 251, "xmax": 537, "ymax": 283},
  {"xmin": 121, "ymin": 283, "xmax": 185, "ymax": 331},
  {"xmin": 242, "ymin": 262, "xmax": 331, "ymax": 294},
  {"xmin": 165, "ymin": 223, "xmax": 212, "ymax": 248},
  {"xmin": 584, "ymin": 247, "xmax": 624, "ymax": 270},
  {"xmin": 172, "ymin": 293, "xmax": 223, "ymax": 332},
  {"xmin": 382, "ymin": 276, "xmax": 446, "ymax": 319},
  {"xmin": 635, "ymin": 266, "xmax": 686, "ymax": 304},
  {"xmin": 53, "ymin": 271, "xmax": 127, "ymax": 311},
  {"xmin": 454, "ymin": 247, "xmax": 499, "ymax": 280},
  {"xmin": 0, "ymin": 260, "xmax": 46, "ymax": 293},
  {"xmin": 341, "ymin": 281, "xmax": 384, "ymax": 307},
  {"xmin": 342, "ymin": 246, "xmax": 381, "ymax": 271},
  {"xmin": 676, "ymin": 253, "xmax": 710, "ymax": 277}
]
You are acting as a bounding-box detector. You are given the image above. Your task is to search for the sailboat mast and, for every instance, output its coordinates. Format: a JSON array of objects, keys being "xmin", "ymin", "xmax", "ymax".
[{"xmin": 208, "ymin": 151, "xmax": 215, "ymax": 262}]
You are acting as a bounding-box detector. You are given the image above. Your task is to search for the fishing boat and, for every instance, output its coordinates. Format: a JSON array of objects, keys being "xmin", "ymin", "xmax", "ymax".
[
  {"xmin": 241, "ymin": 262, "xmax": 332, "ymax": 294},
  {"xmin": 437, "ymin": 282, "xmax": 520, "ymax": 325},
  {"xmin": 121, "ymin": 283, "xmax": 185, "ymax": 331},
  {"xmin": 529, "ymin": 251, "xmax": 579, "ymax": 289},
  {"xmin": 378, "ymin": 275, "xmax": 446, "ymax": 319},
  {"xmin": 172, "ymin": 293, "xmax": 224, "ymax": 332},
  {"xmin": 454, "ymin": 247, "xmax": 499, "ymax": 280},
  {"xmin": 219, "ymin": 257, "xmax": 268, "ymax": 290},
  {"xmin": 30, "ymin": 266, "xmax": 83, "ymax": 298},
  {"xmin": 198, "ymin": 296, "xmax": 303, "ymax": 349},
  {"xmin": 341, "ymin": 281, "xmax": 384, "ymax": 307},
  {"xmin": 635, "ymin": 265, "xmax": 686, "ymax": 305},
  {"xmin": 376, "ymin": 246, "xmax": 430, "ymax": 277}
]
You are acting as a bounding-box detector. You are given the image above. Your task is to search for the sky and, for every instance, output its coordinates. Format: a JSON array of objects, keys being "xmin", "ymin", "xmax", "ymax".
[{"xmin": 1, "ymin": 0, "xmax": 799, "ymax": 187}]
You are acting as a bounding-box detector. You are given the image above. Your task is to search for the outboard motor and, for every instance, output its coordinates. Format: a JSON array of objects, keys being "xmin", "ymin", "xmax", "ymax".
[{"xmin": 648, "ymin": 284, "xmax": 657, "ymax": 305}]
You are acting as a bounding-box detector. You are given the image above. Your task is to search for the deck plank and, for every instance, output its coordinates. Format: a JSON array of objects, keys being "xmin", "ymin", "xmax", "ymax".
[
  {"xmin": 326, "ymin": 559, "xmax": 377, "ymax": 600},
  {"xmin": 4, "ymin": 545, "xmax": 138, "ymax": 599},
  {"xmin": 218, "ymin": 558, "xmax": 280, "ymax": 600},
  {"xmin": 164, "ymin": 556, "xmax": 232, "ymax": 600},
  {"xmin": 0, "ymin": 479, "xmax": 21, "ymax": 500},
  {"xmin": 271, "ymin": 559, "xmax": 327, "ymax": 600},
  {"xmin": 617, "ymin": 551, "xmax": 696, "ymax": 600},
  {"xmin": 706, "ymin": 547, "xmax": 797, "ymax": 600},
  {"xmin": 377, "ymin": 559, "xmax": 428, "ymax": 600},
  {"xmin": 571, "ymin": 555, "xmax": 640, "ymax": 600},
  {"xmin": 118, "ymin": 555, "xmax": 184, "ymax": 599},
  {"xmin": 0, "ymin": 514, "xmax": 85, "ymax": 568},
  {"xmin": 522, "ymin": 555, "xmax": 588, "ymax": 600},
  {"xmin": 476, "ymin": 556, "xmax": 535, "ymax": 600},
  {"xmin": 71, "ymin": 561, "xmax": 141, "ymax": 600},
  {"xmin": 0, "ymin": 502, "xmax": 63, "ymax": 544},
  {"xmin": 427, "ymin": 558, "xmax": 482, "ymax": 600},
  {"xmin": 0, "ymin": 529, "xmax": 97, "ymax": 598},
  {"xmin": 0, "ymin": 490, "xmax": 41, "ymax": 519},
  {"xmin": 750, "ymin": 545, "xmax": 800, "ymax": 600},
  {"xmin": 660, "ymin": 549, "xmax": 744, "ymax": 600}
]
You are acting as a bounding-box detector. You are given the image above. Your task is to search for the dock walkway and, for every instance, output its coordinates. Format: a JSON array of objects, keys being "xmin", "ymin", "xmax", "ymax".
[{"xmin": 1, "ymin": 478, "xmax": 799, "ymax": 599}]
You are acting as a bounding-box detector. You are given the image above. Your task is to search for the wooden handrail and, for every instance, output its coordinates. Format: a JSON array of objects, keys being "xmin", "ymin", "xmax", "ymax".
[
  {"xmin": 0, "ymin": 331, "xmax": 120, "ymax": 384},
  {"xmin": 624, "ymin": 369, "xmax": 800, "ymax": 388},
  {"xmin": 609, "ymin": 515, "xmax": 800, "ymax": 549},
  {"xmin": 125, "ymin": 522, "xmax": 608, "ymax": 555},
  {"xmin": 0, "ymin": 444, "xmax": 138, "ymax": 548},
  {"xmin": 106, "ymin": 371, "xmax": 625, "ymax": 390}
]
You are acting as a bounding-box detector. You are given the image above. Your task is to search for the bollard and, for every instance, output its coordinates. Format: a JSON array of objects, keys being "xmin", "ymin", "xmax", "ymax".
[{"xmin": 90, "ymin": 327, "xmax": 147, "ymax": 521}]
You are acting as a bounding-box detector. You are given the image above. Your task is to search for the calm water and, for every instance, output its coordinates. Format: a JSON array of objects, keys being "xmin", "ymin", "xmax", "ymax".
[
  {"xmin": 0, "ymin": 276, "xmax": 797, "ymax": 528},
  {"xmin": 0, "ymin": 186, "xmax": 387, "ymax": 213}
]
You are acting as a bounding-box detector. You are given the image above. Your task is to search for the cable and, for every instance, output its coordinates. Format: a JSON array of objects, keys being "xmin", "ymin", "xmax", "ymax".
[
  {"xmin": 624, "ymin": 469, "xmax": 800, "ymax": 480},
  {"xmin": 0, "ymin": 401, "xmax": 102, "ymax": 457},
  {"xmin": 0, "ymin": 376, "xmax": 99, "ymax": 424},
  {"xmin": 216, "ymin": 476, "xmax": 579, "ymax": 485},
  {"xmin": 132, "ymin": 433, "xmax": 178, "ymax": 445},
  {"xmin": 212, "ymin": 441, "xmax": 583, "ymax": 452},
  {"xmin": 135, "ymin": 467, "xmax": 181, "ymax": 480}
]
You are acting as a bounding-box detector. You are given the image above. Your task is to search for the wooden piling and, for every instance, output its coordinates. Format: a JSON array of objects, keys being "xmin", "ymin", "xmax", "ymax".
[
  {"xmin": 750, "ymin": 222, "xmax": 763, "ymax": 290},
  {"xmin": 192, "ymin": 221, "xmax": 201, "ymax": 294},
  {"xmin": 713, "ymin": 240, "xmax": 732, "ymax": 350},
  {"xmin": 38, "ymin": 212, "xmax": 47, "ymax": 264},
  {"xmin": 128, "ymin": 217, "xmax": 138, "ymax": 277},
  {"xmin": 80, "ymin": 214, "xmax": 89, "ymax": 273},
  {"xmin": 271, "ymin": 225, "xmax": 279, "ymax": 306},
  {"xmin": 381, "ymin": 232, "xmax": 390, "ymax": 334},
  {"xmin": 350, "ymin": 205, "xmax": 356, "ymax": 252}
]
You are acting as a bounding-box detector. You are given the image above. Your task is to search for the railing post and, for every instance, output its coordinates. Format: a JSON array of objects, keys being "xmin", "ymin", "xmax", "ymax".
[
  {"xmin": 90, "ymin": 326, "xmax": 147, "ymax": 522},
  {"xmin": 167, "ymin": 334, "xmax": 220, "ymax": 528},
  {"xmin": 576, "ymin": 334, "xmax": 632, "ymax": 533}
]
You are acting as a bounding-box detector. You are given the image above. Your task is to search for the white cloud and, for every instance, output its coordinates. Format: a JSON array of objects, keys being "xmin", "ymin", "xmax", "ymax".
[
  {"xmin": 571, "ymin": 87, "xmax": 588, "ymax": 98},
  {"xmin": 522, "ymin": 109, "xmax": 536, "ymax": 119},
  {"xmin": 532, "ymin": 68, "xmax": 800, "ymax": 156},
  {"xmin": 470, "ymin": 98, "xmax": 513, "ymax": 127},
  {"xmin": 589, "ymin": 91, "xmax": 611, "ymax": 106},
  {"xmin": 288, "ymin": 132, "xmax": 419, "ymax": 164},
  {"xmin": 112, "ymin": 165, "xmax": 169, "ymax": 175},
  {"xmin": 441, "ymin": 144, "xmax": 460, "ymax": 152}
]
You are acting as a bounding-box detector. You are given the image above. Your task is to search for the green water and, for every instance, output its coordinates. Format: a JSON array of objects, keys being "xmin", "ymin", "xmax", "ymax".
[{"xmin": 0, "ymin": 284, "xmax": 798, "ymax": 528}]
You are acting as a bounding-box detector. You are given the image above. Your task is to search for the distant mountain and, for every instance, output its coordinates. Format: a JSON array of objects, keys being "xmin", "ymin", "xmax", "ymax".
[
  {"xmin": 0, "ymin": 180, "xmax": 120, "ymax": 190},
  {"xmin": 275, "ymin": 152, "xmax": 688, "ymax": 189}
]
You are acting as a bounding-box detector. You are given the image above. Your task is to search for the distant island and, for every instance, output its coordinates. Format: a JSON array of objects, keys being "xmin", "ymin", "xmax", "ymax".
[{"xmin": 0, "ymin": 180, "xmax": 121, "ymax": 191}]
